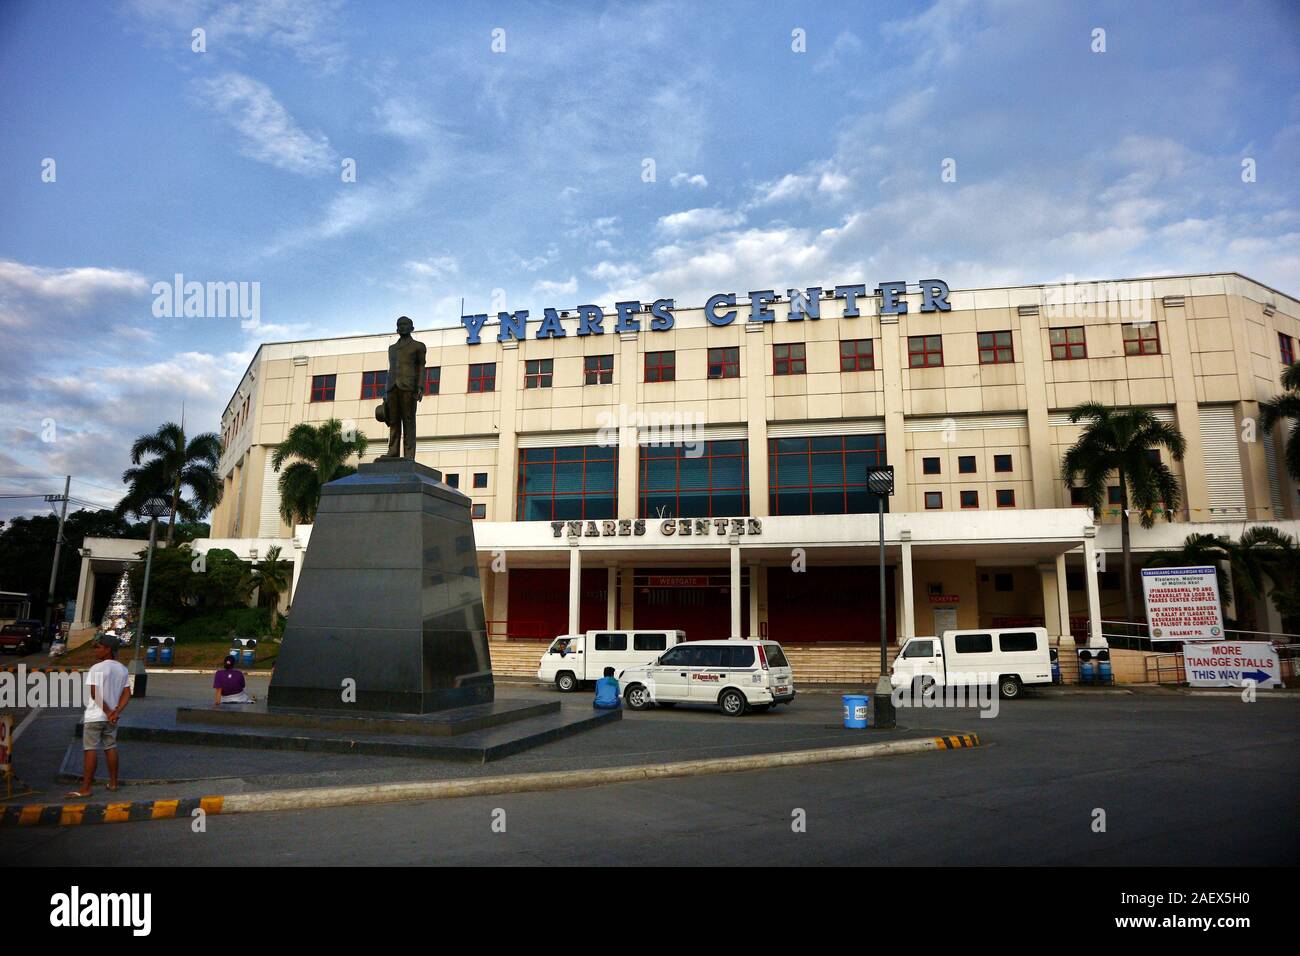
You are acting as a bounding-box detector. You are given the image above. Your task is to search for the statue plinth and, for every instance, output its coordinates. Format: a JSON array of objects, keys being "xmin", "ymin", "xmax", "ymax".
[{"xmin": 268, "ymin": 459, "xmax": 493, "ymax": 713}]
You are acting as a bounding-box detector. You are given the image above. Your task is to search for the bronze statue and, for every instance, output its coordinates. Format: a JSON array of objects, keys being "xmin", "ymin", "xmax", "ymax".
[{"xmin": 375, "ymin": 316, "xmax": 426, "ymax": 460}]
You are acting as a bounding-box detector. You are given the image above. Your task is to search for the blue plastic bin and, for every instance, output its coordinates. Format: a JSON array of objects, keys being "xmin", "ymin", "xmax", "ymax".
[{"xmin": 842, "ymin": 694, "xmax": 870, "ymax": 729}]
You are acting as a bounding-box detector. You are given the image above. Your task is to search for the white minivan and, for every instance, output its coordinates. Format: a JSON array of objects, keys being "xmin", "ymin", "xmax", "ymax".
[
  {"xmin": 890, "ymin": 627, "xmax": 1052, "ymax": 699},
  {"xmin": 618, "ymin": 638, "xmax": 795, "ymax": 716},
  {"xmin": 538, "ymin": 630, "xmax": 685, "ymax": 691}
]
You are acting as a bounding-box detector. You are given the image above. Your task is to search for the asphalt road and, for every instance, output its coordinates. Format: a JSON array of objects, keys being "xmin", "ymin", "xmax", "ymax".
[{"xmin": 5, "ymin": 689, "xmax": 1296, "ymax": 866}]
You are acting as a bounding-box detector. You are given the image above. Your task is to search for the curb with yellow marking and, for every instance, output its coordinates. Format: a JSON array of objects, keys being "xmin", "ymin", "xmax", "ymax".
[
  {"xmin": 934, "ymin": 734, "xmax": 981, "ymax": 749},
  {"xmin": 3, "ymin": 796, "xmax": 223, "ymax": 828}
]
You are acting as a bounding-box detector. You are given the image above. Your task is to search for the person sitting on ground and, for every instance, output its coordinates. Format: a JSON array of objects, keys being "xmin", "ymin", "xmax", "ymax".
[
  {"xmin": 213, "ymin": 655, "xmax": 256, "ymax": 705},
  {"xmin": 593, "ymin": 665, "xmax": 621, "ymax": 710}
]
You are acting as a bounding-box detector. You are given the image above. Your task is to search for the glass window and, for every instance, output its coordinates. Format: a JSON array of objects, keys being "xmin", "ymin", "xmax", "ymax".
[
  {"xmin": 633, "ymin": 632, "xmax": 667, "ymax": 651},
  {"xmin": 360, "ymin": 370, "xmax": 387, "ymax": 399},
  {"xmin": 525, "ymin": 358, "xmax": 553, "ymax": 388},
  {"xmin": 517, "ymin": 445, "xmax": 618, "ymax": 521},
  {"xmin": 707, "ymin": 346, "xmax": 740, "ymax": 379},
  {"xmin": 594, "ymin": 633, "xmax": 627, "ymax": 651},
  {"xmin": 994, "ymin": 454, "xmax": 1012, "ymax": 473},
  {"xmin": 960, "ymin": 490, "xmax": 979, "ymax": 509},
  {"xmin": 645, "ymin": 351, "xmax": 675, "ymax": 383},
  {"xmin": 310, "ymin": 374, "xmax": 336, "ymax": 402},
  {"xmin": 468, "ymin": 362, "xmax": 496, "ymax": 392},
  {"xmin": 840, "ymin": 339, "xmax": 874, "ymax": 372},
  {"xmin": 958, "ymin": 455, "xmax": 976, "ymax": 474},
  {"xmin": 470, "ymin": 503, "xmax": 486, "ymax": 519},
  {"xmin": 1049, "ymin": 326, "xmax": 1087, "ymax": 360},
  {"xmin": 774, "ymin": 342, "xmax": 806, "ymax": 375},
  {"xmin": 658, "ymin": 645, "xmax": 687, "ymax": 665},
  {"xmin": 767, "ymin": 434, "xmax": 887, "ymax": 515},
  {"xmin": 978, "ymin": 330, "xmax": 1014, "ymax": 364},
  {"xmin": 473, "ymin": 473, "xmax": 488, "ymax": 488},
  {"xmin": 673, "ymin": 644, "xmax": 709, "ymax": 667},
  {"xmin": 954, "ymin": 633, "xmax": 993, "ymax": 654},
  {"xmin": 1108, "ymin": 486, "xmax": 1123, "ymax": 505},
  {"xmin": 763, "ymin": 644, "xmax": 789, "ymax": 668},
  {"xmin": 922, "ymin": 457, "xmax": 941, "ymax": 475},
  {"xmin": 908, "ymin": 334, "xmax": 943, "ymax": 367},
  {"xmin": 999, "ymin": 631, "xmax": 1038, "ymax": 653},
  {"xmin": 445, "ymin": 473, "xmax": 460, "ymax": 488},
  {"xmin": 1280, "ymin": 333, "xmax": 1294, "ymax": 365},
  {"xmin": 640, "ymin": 440, "xmax": 749, "ymax": 518},
  {"xmin": 1123, "ymin": 323, "xmax": 1160, "ymax": 356},
  {"xmin": 902, "ymin": 640, "xmax": 934, "ymax": 659},
  {"xmin": 924, "ymin": 491, "xmax": 943, "ymax": 509},
  {"xmin": 996, "ymin": 489, "xmax": 1016, "ymax": 508},
  {"xmin": 584, "ymin": 354, "xmax": 614, "ymax": 385},
  {"xmin": 423, "ymin": 366, "xmax": 441, "ymax": 396},
  {"xmin": 696, "ymin": 645, "xmax": 724, "ymax": 667},
  {"xmin": 1069, "ymin": 486, "xmax": 1087, "ymax": 505}
]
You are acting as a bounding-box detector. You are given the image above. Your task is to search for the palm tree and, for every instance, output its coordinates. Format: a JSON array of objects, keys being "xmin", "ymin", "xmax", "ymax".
[
  {"xmin": 1234, "ymin": 526, "xmax": 1300, "ymax": 634},
  {"xmin": 1259, "ymin": 361, "xmax": 1300, "ymax": 483},
  {"xmin": 118, "ymin": 422, "xmax": 223, "ymax": 545},
  {"xmin": 1061, "ymin": 403, "xmax": 1187, "ymax": 634},
  {"xmin": 270, "ymin": 419, "xmax": 368, "ymax": 526},
  {"xmin": 252, "ymin": 545, "xmax": 292, "ymax": 631}
]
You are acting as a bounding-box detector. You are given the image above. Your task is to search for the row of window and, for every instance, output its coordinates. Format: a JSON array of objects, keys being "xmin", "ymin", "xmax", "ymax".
[
  {"xmin": 923, "ymin": 489, "xmax": 1017, "ymax": 509},
  {"xmin": 922, "ymin": 454, "xmax": 1014, "ymax": 475}
]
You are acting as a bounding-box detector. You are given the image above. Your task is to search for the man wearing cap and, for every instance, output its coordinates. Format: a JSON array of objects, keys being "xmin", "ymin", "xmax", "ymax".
[{"xmin": 68, "ymin": 635, "xmax": 131, "ymax": 798}]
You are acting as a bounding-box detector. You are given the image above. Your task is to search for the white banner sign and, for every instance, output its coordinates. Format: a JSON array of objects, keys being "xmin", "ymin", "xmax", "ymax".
[
  {"xmin": 1183, "ymin": 641, "xmax": 1282, "ymax": 688},
  {"xmin": 1141, "ymin": 566, "xmax": 1225, "ymax": 642}
]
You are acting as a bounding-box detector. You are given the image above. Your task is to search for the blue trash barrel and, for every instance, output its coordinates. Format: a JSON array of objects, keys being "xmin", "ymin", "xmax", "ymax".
[
  {"xmin": 229, "ymin": 646, "xmax": 242, "ymax": 664},
  {"xmin": 146, "ymin": 643, "xmax": 157, "ymax": 664},
  {"xmin": 241, "ymin": 645, "xmax": 256, "ymax": 667},
  {"xmin": 159, "ymin": 641, "xmax": 174, "ymax": 665},
  {"xmin": 1051, "ymin": 659, "xmax": 1061, "ymax": 683},
  {"xmin": 1098, "ymin": 660, "xmax": 1113, "ymax": 684},
  {"xmin": 842, "ymin": 694, "xmax": 870, "ymax": 729},
  {"xmin": 1080, "ymin": 660, "xmax": 1095, "ymax": 684}
]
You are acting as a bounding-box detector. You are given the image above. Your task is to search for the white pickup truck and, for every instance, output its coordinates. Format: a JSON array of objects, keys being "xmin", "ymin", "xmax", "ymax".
[
  {"xmin": 538, "ymin": 630, "xmax": 685, "ymax": 691},
  {"xmin": 890, "ymin": 627, "xmax": 1052, "ymax": 699}
]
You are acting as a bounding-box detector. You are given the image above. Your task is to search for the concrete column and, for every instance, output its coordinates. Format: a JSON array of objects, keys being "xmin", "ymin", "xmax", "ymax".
[
  {"xmin": 747, "ymin": 563, "xmax": 760, "ymax": 639},
  {"xmin": 744, "ymin": 324, "xmax": 770, "ymax": 516},
  {"xmin": 899, "ymin": 534, "xmax": 915, "ymax": 640},
  {"xmin": 730, "ymin": 544, "xmax": 742, "ymax": 639},
  {"xmin": 492, "ymin": 341, "xmax": 520, "ymax": 521},
  {"xmin": 1016, "ymin": 297, "xmax": 1058, "ymax": 508},
  {"xmin": 73, "ymin": 555, "xmax": 93, "ymax": 626},
  {"xmin": 568, "ymin": 544, "xmax": 582, "ymax": 635},
  {"xmin": 878, "ymin": 311, "xmax": 910, "ymax": 511},
  {"xmin": 1081, "ymin": 531, "xmax": 1105, "ymax": 647},
  {"xmin": 619, "ymin": 567, "xmax": 635, "ymax": 628},
  {"xmin": 606, "ymin": 566, "xmax": 617, "ymax": 628},
  {"xmin": 618, "ymin": 332, "xmax": 639, "ymax": 520},
  {"xmin": 1054, "ymin": 553, "xmax": 1073, "ymax": 645},
  {"xmin": 490, "ymin": 563, "xmax": 510, "ymax": 638},
  {"xmin": 1162, "ymin": 301, "xmax": 1211, "ymax": 521},
  {"xmin": 291, "ymin": 540, "xmax": 307, "ymax": 602}
]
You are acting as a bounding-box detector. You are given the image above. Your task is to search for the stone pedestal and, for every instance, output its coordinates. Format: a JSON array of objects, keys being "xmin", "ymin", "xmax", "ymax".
[{"xmin": 268, "ymin": 459, "xmax": 493, "ymax": 713}]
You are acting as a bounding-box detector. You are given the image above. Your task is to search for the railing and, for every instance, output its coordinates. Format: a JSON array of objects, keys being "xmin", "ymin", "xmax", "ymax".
[
  {"xmin": 1101, "ymin": 619, "xmax": 1300, "ymax": 652},
  {"xmin": 1144, "ymin": 654, "xmax": 1186, "ymax": 684}
]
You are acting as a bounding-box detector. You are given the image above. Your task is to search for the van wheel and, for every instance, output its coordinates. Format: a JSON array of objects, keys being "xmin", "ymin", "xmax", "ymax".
[
  {"xmin": 624, "ymin": 684, "xmax": 651, "ymax": 710},
  {"xmin": 556, "ymin": 672, "xmax": 577, "ymax": 693},
  {"xmin": 719, "ymin": 689, "xmax": 748, "ymax": 717},
  {"xmin": 998, "ymin": 676, "xmax": 1022, "ymax": 699}
]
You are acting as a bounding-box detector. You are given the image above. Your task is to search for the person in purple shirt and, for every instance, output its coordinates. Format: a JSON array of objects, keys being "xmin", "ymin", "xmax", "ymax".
[{"xmin": 213, "ymin": 655, "xmax": 256, "ymax": 705}]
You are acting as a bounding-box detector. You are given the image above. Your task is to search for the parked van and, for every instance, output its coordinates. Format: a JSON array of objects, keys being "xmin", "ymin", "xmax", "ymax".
[
  {"xmin": 618, "ymin": 639, "xmax": 795, "ymax": 716},
  {"xmin": 539, "ymin": 630, "xmax": 685, "ymax": 691},
  {"xmin": 890, "ymin": 627, "xmax": 1051, "ymax": 699}
]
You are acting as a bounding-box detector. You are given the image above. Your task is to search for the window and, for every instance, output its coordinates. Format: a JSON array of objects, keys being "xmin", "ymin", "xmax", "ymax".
[
  {"xmin": 1123, "ymin": 323, "xmax": 1160, "ymax": 356},
  {"xmin": 633, "ymin": 632, "xmax": 667, "ymax": 651},
  {"xmin": 360, "ymin": 370, "xmax": 387, "ymax": 399},
  {"xmin": 516, "ymin": 445, "xmax": 617, "ymax": 521},
  {"xmin": 471, "ymin": 503, "xmax": 486, "ymax": 519},
  {"xmin": 994, "ymin": 454, "xmax": 1012, "ymax": 473},
  {"xmin": 645, "ymin": 351, "xmax": 675, "ymax": 383},
  {"xmin": 695, "ymin": 646, "xmax": 725, "ymax": 667},
  {"xmin": 922, "ymin": 457, "xmax": 941, "ymax": 475},
  {"xmin": 1108, "ymin": 486, "xmax": 1123, "ymax": 505},
  {"xmin": 1280, "ymin": 333, "xmax": 1295, "ymax": 365},
  {"xmin": 763, "ymin": 643, "xmax": 789, "ymax": 668},
  {"xmin": 524, "ymin": 358, "xmax": 553, "ymax": 389},
  {"xmin": 310, "ymin": 374, "xmax": 336, "ymax": 402},
  {"xmin": 978, "ymin": 330, "xmax": 1014, "ymax": 364},
  {"xmin": 958, "ymin": 455, "xmax": 976, "ymax": 474},
  {"xmin": 1049, "ymin": 326, "xmax": 1087, "ymax": 360},
  {"xmin": 840, "ymin": 339, "xmax": 875, "ymax": 372},
  {"xmin": 658, "ymin": 645, "xmax": 689, "ymax": 666},
  {"xmin": 445, "ymin": 473, "xmax": 460, "ymax": 489},
  {"xmin": 924, "ymin": 491, "xmax": 943, "ymax": 509},
  {"xmin": 721, "ymin": 644, "xmax": 755, "ymax": 668},
  {"xmin": 468, "ymin": 362, "xmax": 496, "ymax": 393},
  {"xmin": 960, "ymin": 490, "xmax": 979, "ymax": 509},
  {"xmin": 707, "ymin": 346, "xmax": 740, "ymax": 379},
  {"xmin": 999, "ymin": 631, "xmax": 1038, "ymax": 653},
  {"xmin": 902, "ymin": 640, "xmax": 934, "ymax": 659},
  {"xmin": 473, "ymin": 473, "xmax": 488, "ymax": 489},
  {"xmin": 768, "ymin": 434, "xmax": 887, "ymax": 515},
  {"xmin": 584, "ymin": 354, "xmax": 614, "ymax": 385},
  {"xmin": 774, "ymin": 342, "xmax": 806, "ymax": 375},
  {"xmin": 594, "ymin": 633, "xmax": 627, "ymax": 651},
  {"xmin": 640, "ymin": 440, "xmax": 748, "ymax": 518},
  {"xmin": 1145, "ymin": 448, "xmax": 1161, "ymax": 464},
  {"xmin": 954, "ymin": 633, "xmax": 993, "ymax": 654},
  {"xmin": 996, "ymin": 489, "xmax": 1016, "ymax": 508},
  {"xmin": 1069, "ymin": 486, "xmax": 1088, "ymax": 506},
  {"xmin": 423, "ymin": 366, "xmax": 441, "ymax": 396},
  {"xmin": 994, "ymin": 573, "xmax": 1013, "ymax": 592},
  {"xmin": 908, "ymin": 334, "xmax": 943, "ymax": 367}
]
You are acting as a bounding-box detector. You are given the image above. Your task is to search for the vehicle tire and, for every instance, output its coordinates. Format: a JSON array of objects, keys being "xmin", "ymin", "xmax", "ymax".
[
  {"xmin": 624, "ymin": 684, "xmax": 651, "ymax": 710},
  {"xmin": 556, "ymin": 672, "xmax": 577, "ymax": 693},
  {"xmin": 998, "ymin": 675, "xmax": 1022, "ymax": 700},
  {"xmin": 719, "ymin": 688, "xmax": 748, "ymax": 717}
]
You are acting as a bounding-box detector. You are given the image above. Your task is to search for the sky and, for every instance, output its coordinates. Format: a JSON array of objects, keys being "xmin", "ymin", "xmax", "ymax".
[{"xmin": 1, "ymin": 0, "xmax": 1298, "ymax": 522}]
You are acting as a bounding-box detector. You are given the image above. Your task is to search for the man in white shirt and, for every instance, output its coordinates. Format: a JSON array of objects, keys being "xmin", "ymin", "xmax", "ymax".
[{"xmin": 68, "ymin": 635, "xmax": 131, "ymax": 798}]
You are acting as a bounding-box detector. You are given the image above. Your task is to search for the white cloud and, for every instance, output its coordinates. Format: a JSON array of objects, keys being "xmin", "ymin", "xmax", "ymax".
[
  {"xmin": 403, "ymin": 256, "xmax": 459, "ymax": 281},
  {"xmin": 196, "ymin": 72, "xmax": 334, "ymax": 174},
  {"xmin": 0, "ymin": 259, "xmax": 148, "ymax": 308},
  {"xmin": 533, "ymin": 276, "xmax": 579, "ymax": 296},
  {"xmin": 670, "ymin": 172, "xmax": 709, "ymax": 189},
  {"xmin": 657, "ymin": 207, "xmax": 746, "ymax": 235}
]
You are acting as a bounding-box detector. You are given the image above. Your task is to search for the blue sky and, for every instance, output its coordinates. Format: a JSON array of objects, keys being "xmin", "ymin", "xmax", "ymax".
[{"xmin": 1, "ymin": 0, "xmax": 1298, "ymax": 521}]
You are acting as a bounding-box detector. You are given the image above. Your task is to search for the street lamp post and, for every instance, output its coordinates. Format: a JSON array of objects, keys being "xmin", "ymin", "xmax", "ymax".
[
  {"xmin": 130, "ymin": 497, "xmax": 172, "ymax": 699},
  {"xmin": 866, "ymin": 466, "xmax": 897, "ymax": 729}
]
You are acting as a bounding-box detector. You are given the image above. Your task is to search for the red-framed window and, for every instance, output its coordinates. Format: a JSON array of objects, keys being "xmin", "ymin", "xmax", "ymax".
[
  {"xmin": 468, "ymin": 362, "xmax": 496, "ymax": 393},
  {"xmin": 584, "ymin": 354, "xmax": 614, "ymax": 385},
  {"xmin": 473, "ymin": 472, "xmax": 488, "ymax": 488},
  {"xmin": 1108, "ymin": 486, "xmax": 1123, "ymax": 505},
  {"xmin": 768, "ymin": 434, "xmax": 887, "ymax": 515},
  {"xmin": 840, "ymin": 339, "xmax": 874, "ymax": 371},
  {"xmin": 640, "ymin": 440, "xmax": 748, "ymax": 518},
  {"xmin": 994, "ymin": 454, "xmax": 1013, "ymax": 473},
  {"xmin": 996, "ymin": 489, "xmax": 1016, "ymax": 508},
  {"xmin": 977, "ymin": 330, "xmax": 1014, "ymax": 364},
  {"xmin": 310, "ymin": 374, "xmax": 336, "ymax": 402},
  {"xmin": 517, "ymin": 445, "xmax": 617, "ymax": 521},
  {"xmin": 360, "ymin": 370, "xmax": 387, "ymax": 399},
  {"xmin": 960, "ymin": 490, "xmax": 979, "ymax": 509},
  {"xmin": 774, "ymin": 343, "xmax": 806, "ymax": 376},
  {"xmin": 471, "ymin": 503, "xmax": 486, "ymax": 519},
  {"xmin": 525, "ymin": 358, "xmax": 553, "ymax": 389},
  {"xmin": 1049, "ymin": 326, "xmax": 1087, "ymax": 360},
  {"xmin": 922, "ymin": 457, "xmax": 941, "ymax": 475},
  {"xmin": 1070, "ymin": 486, "xmax": 1088, "ymax": 506},
  {"xmin": 958, "ymin": 455, "xmax": 976, "ymax": 474},
  {"xmin": 924, "ymin": 491, "xmax": 943, "ymax": 510},
  {"xmin": 1280, "ymin": 332, "xmax": 1294, "ymax": 365},
  {"xmin": 908, "ymin": 335, "xmax": 943, "ymax": 367},
  {"xmin": 645, "ymin": 350, "xmax": 675, "ymax": 383},
  {"xmin": 1123, "ymin": 323, "xmax": 1160, "ymax": 356},
  {"xmin": 424, "ymin": 366, "xmax": 441, "ymax": 396},
  {"xmin": 707, "ymin": 346, "xmax": 740, "ymax": 379}
]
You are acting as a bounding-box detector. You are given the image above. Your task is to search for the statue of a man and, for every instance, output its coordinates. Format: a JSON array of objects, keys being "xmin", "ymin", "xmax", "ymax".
[{"xmin": 376, "ymin": 315, "xmax": 426, "ymax": 460}]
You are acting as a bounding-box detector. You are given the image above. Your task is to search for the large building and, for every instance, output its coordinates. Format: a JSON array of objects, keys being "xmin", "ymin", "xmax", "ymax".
[{"xmin": 192, "ymin": 271, "xmax": 1300, "ymax": 654}]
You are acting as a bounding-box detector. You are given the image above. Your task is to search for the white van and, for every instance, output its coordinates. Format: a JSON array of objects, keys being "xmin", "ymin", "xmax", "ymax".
[
  {"xmin": 618, "ymin": 639, "xmax": 795, "ymax": 716},
  {"xmin": 539, "ymin": 630, "xmax": 685, "ymax": 691},
  {"xmin": 890, "ymin": 627, "xmax": 1052, "ymax": 699}
]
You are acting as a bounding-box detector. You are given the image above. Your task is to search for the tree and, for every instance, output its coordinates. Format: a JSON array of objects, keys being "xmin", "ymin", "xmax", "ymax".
[
  {"xmin": 1146, "ymin": 532, "xmax": 1270, "ymax": 630},
  {"xmin": 118, "ymin": 422, "xmax": 223, "ymax": 545},
  {"xmin": 252, "ymin": 545, "xmax": 291, "ymax": 630},
  {"xmin": 270, "ymin": 419, "xmax": 368, "ymax": 526},
  {"xmin": 1259, "ymin": 361, "xmax": 1300, "ymax": 483},
  {"xmin": 1061, "ymin": 403, "xmax": 1187, "ymax": 635},
  {"xmin": 1234, "ymin": 526, "xmax": 1300, "ymax": 635}
]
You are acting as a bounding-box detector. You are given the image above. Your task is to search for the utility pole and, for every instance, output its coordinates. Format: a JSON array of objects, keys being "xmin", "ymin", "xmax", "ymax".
[{"xmin": 42, "ymin": 475, "xmax": 71, "ymax": 643}]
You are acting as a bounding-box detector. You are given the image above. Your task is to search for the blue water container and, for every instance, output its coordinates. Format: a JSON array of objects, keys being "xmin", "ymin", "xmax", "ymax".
[
  {"xmin": 1098, "ymin": 660, "xmax": 1113, "ymax": 684},
  {"xmin": 1080, "ymin": 661, "xmax": 1095, "ymax": 684},
  {"xmin": 159, "ymin": 641, "xmax": 174, "ymax": 665},
  {"xmin": 1051, "ymin": 659, "xmax": 1061, "ymax": 683},
  {"xmin": 146, "ymin": 643, "xmax": 157, "ymax": 664},
  {"xmin": 842, "ymin": 694, "xmax": 870, "ymax": 729},
  {"xmin": 241, "ymin": 645, "xmax": 256, "ymax": 667}
]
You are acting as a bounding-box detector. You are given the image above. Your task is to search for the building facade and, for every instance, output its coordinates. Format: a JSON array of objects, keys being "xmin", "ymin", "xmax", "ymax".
[{"xmin": 205, "ymin": 272, "xmax": 1300, "ymax": 648}]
